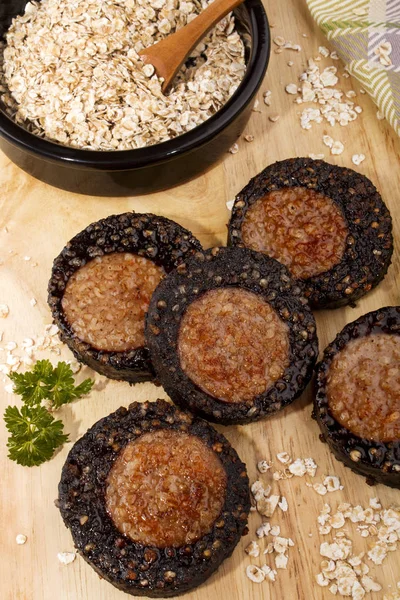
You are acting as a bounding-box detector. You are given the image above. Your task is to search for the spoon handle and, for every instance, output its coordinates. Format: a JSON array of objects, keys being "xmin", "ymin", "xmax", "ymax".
[{"xmin": 140, "ymin": 0, "xmax": 244, "ymax": 93}]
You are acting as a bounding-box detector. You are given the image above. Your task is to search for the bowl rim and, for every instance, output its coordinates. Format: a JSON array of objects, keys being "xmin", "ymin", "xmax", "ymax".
[{"xmin": 0, "ymin": 0, "xmax": 270, "ymax": 171}]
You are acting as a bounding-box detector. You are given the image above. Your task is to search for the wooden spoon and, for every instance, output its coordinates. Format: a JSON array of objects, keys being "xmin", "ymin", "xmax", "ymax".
[{"xmin": 139, "ymin": 0, "xmax": 245, "ymax": 94}]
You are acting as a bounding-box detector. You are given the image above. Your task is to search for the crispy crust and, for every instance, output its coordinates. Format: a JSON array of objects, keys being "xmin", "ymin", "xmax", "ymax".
[
  {"xmin": 145, "ymin": 247, "xmax": 318, "ymax": 425},
  {"xmin": 227, "ymin": 158, "xmax": 393, "ymax": 309},
  {"xmin": 58, "ymin": 400, "xmax": 250, "ymax": 598},
  {"xmin": 48, "ymin": 213, "xmax": 202, "ymax": 383},
  {"xmin": 314, "ymin": 306, "xmax": 400, "ymax": 489}
]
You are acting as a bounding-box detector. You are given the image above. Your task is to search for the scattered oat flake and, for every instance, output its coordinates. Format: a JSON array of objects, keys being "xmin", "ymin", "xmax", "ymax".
[
  {"xmin": 244, "ymin": 134, "xmax": 254, "ymax": 142},
  {"xmin": 313, "ymin": 483, "xmax": 328, "ymax": 496},
  {"xmin": 58, "ymin": 552, "xmax": 76, "ymax": 565},
  {"xmin": 0, "ymin": 304, "xmax": 9, "ymax": 318},
  {"xmin": 377, "ymin": 110, "xmax": 385, "ymax": 120},
  {"xmin": 316, "ymin": 573, "xmax": 330, "ymax": 587},
  {"xmin": 45, "ymin": 324, "xmax": 59, "ymax": 336},
  {"xmin": 361, "ymin": 575, "xmax": 382, "ymax": 592},
  {"xmin": 319, "ymin": 46, "xmax": 330, "ymax": 57},
  {"xmin": 263, "ymin": 90, "xmax": 272, "ymax": 106},
  {"xmin": 5, "ymin": 341, "xmax": 17, "ymax": 351},
  {"xmin": 352, "ymin": 154, "xmax": 365, "ymax": 166},
  {"xmin": 264, "ymin": 542, "xmax": 274, "ymax": 555},
  {"xmin": 258, "ymin": 495, "xmax": 280, "ymax": 518},
  {"xmin": 320, "ymin": 69, "xmax": 338, "ymax": 87},
  {"xmin": 257, "ymin": 459, "xmax": 272, "ymax": 473},
  {"xmin": 285, "ymin": 83, "xmax": 298, "ymax": 95},
  {"xmin": 229, "ymin": 143, "xmax": 239, "ymax": 154},
  {"xmin": 309, "ymin": 153, "xmax": 325, "ymax": 160},
  {"xmin": 285, "ymin": 42, "xmax": 301, "ymax": 52},
  {"xmin": 329, "ymin": 583, "xmax": 338, "ymax": 595},
  {"xmin": 226, "ymin": 199, "xmax": 235, "ymax": 211},
  {"xmin": 275, "ymin": 553, "xmax": 288, "ymax": 569},
  {"xmin": 323, "ymin": 476, "xmax": 343, "ymax": 492},
  {"xmin": 305, "ymin": 457, "xmax": 318, "ymax": 477},
  {"xmin": 269, "ymin": 114, "xmax": 280, "ymax": 122},
  {"xmin": 274, "ymin": 36, "xmax": 285, "ymax": 47},
  {"xmin": 256, "ymin": 522, "xmax": 271, "ymax": 538},
  {"xmin": 30, "ymin": 298, "xmax": 37, "ymax": 307},
  {"xmin": 23, "ymin": 256, "xmax": 31, "ymax": 261},
  {"xmin": 245, "ymin": 541, "xmax": 260, "ymax": 557},
  {"xmin": 246, "ymin": 564, "xmax": 265, "ymax": 583},
  {"xmin": 16, "ymin": 534, "xmax": 27, "ymax": 545},
  {"xmin": 288, "ymin": 458, "xmax": 306, "ymax": 477},
  {"xmin": 251, "ymin": 480, "xmax": 265, "ymax": 500},
  {"xmin": 330, "ymin": 512, "xmax": 345, "ymax": 529},
  {"xmin": 269, "ymin": 525, "xmax": 280, "ymax": 537},
  {"xmin": 331, "ymin": 140, "xmax": 344, "ymax": 155},
  {"xmin": 261, "ymin": 565, "xmax": 277, "ymax": 582},
  {"xmin": 323, "ymin": 135, "xmax": 334, "ymax": 148},
  {"xmin": 276, "ymin": 452, "xmax": 291, "ymax": 464},
  {"xmin": 278, "ymin": 497, "xmax": 288, "ymax": 512},
  {"xmin": 367, "ymin": 541, "xmax": 387, "ymax": 565}
]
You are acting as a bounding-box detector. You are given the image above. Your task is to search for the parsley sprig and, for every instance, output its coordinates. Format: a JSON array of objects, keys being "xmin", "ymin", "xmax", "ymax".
[{"xmin": 4, "ymin": 360, "xmax": 94, "ymax": 467}]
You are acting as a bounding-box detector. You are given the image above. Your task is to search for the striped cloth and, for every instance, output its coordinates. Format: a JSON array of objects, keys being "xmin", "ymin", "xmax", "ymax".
[{"xmin": 306, "ymin": 0, "xmax": 400, "ymax": 136}]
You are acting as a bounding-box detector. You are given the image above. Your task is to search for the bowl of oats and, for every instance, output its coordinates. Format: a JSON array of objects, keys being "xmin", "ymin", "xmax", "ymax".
[{"xmin": 0, "ymin": 0, "xmax": 270, "ymax": 195}]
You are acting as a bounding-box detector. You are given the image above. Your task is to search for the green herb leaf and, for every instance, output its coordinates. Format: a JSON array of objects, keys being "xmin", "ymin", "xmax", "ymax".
[
  {"xmin": 47, "ymin": 361, "xmax": 94, "ymax": 409},
  {"xmin": 8, "ymin": 359, "xmax": 94, "ymax": 409},
  {"xmin": 9, "ymin": 359, "xmax": 54, "ymax": 405},
  {"xmin": 5, "ymin": 360, "xmax": 94, "ymax": 467},
  {"xmin": 4, "ymin": 404, "xmax": 69, "ymax": 467}
]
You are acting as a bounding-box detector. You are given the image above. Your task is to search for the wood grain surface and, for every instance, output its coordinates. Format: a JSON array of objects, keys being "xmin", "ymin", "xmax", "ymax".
[{"xmin": 1, "ymin": 1, "xmax": 400, "ymax": 599}]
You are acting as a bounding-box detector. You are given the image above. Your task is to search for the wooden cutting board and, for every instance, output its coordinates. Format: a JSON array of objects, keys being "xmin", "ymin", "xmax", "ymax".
[{"xmin": 1, "ymin": 1, "xmax": 399, "ymax": 599}]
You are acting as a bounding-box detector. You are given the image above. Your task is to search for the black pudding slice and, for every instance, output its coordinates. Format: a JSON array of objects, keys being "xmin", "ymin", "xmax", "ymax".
[
  {"xmin": 48, "ymin": 212, "xmax": 202, "ymax": 383},
  {"xmin": 314, "ymin": 306, "xmax": 400, "ymax": 489},
  {"xmin": 58, "ymin": 400, "xmax": 250, "ymax": 598},
  {"xmin": 145, "ymin": 247, "xmax": 318, "ymax": 425},
  {"xmin": 228, "ymin": 158, "xmax": 393, "ymax": 309}
]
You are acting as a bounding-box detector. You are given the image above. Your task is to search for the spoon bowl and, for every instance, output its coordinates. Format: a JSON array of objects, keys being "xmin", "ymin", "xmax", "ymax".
[{"xmin": 140, "ymin": 0, "xmax": 246, "ymax": 94}]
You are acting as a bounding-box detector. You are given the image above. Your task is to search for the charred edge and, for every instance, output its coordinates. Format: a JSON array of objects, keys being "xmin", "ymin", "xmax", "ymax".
[
  {"xmin": 227, "ymin": 158, "xmax": 393, "ymax": 310},
  {"xmin": 58, "ymin": 399, "xmax": 250, "ymax": 598},
  {"xmin": 145, "ymin": 247, "xmax": 319, "ymax": 425},
  {"xmin": 314, "ymin": 306, "xmax": 400, "ymax": 489},
  {"xmin": 47, "ymin": 213, "xmax": 202, "ymax": 383}
]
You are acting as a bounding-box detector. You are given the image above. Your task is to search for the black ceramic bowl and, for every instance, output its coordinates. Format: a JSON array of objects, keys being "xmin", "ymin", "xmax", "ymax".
[{"xmin": 0, "ymin": 0, "xmax": 270, "ymax": 196}]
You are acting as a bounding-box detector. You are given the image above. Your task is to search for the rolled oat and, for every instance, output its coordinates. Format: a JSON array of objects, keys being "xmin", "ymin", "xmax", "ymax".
[{"xmin": 0, "ymin": 0, "xmax": 245, "ymax": 150}]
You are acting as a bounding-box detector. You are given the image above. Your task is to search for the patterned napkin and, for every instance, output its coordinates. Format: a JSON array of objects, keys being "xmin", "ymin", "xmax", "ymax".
[{"xmin": 306, "ymin": 0, "xmax": 400, "ymax": 136}]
